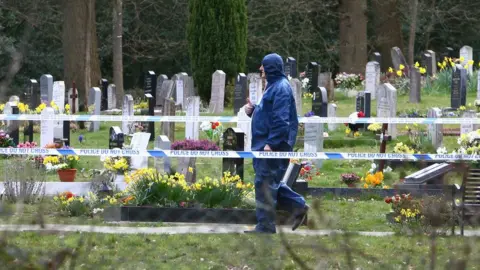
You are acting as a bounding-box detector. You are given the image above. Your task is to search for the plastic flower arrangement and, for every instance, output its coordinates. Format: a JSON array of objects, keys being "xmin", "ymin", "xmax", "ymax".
[
  {"xmin": 171, "ymin": 139, "xmax": 220, "ymax": 151},
  {"xmin": 0, "ymin": 131, "xmax": 15, "ymax": 148},
  {"xmin": 384, "ymin": 194, "xmax": 421, "ymax": 223},
  {"xmin": 340, "ymin": 173, "xmax": 360, "ymax": 186},
  {"xmin": 104, "ymin": 156, "xmax": 130, "ymax": 174},
  {"xmin": 295, "ymin": 160, "xmax": 320, "ymax": 181},
  {"xmin": 200, "ymin": 121, "xmax": 224, "ymax": 143},
  {"xmin": 43, "ymin": 154, "xmax": 80, "ymax": 172},
  {"xmin": 367, "ymin": 123, "xmax": 382, "ymax": 132},
  {"xmin": 450, "ymin": 129, "xmax": 480, "ymax": 155},
  {"xmin": 334, "ymin": 72, "xmax": 363, "ymax": 90},
  {"xmin": 362, "ymin": 171, "xmax": 384, "ymax": 188},
  {"xmin": 344, "ymin": 111, "xmax": 365, "ymax": 136}
]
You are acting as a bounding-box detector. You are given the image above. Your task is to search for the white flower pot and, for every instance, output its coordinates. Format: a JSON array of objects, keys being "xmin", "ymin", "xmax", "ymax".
[{"xmin": 114, "ymin": 174, "xmax": 125, "ymax": 183}]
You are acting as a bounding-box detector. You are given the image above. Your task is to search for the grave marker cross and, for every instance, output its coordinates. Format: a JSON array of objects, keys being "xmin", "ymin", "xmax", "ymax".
[{"xmin": 70, "ymin": 81, "xmax": 78, "ymax": 114}]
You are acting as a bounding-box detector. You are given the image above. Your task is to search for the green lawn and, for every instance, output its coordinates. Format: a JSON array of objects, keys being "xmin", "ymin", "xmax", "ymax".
[{"xmin": 4, "ymin": 231, "xmax": 480, "ymax": 269}]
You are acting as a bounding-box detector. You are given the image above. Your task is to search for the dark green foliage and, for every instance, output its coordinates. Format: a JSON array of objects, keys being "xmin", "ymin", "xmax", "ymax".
[{"xmin": 187, "ymin": 0, "xmax": 247, "ymax": 102}]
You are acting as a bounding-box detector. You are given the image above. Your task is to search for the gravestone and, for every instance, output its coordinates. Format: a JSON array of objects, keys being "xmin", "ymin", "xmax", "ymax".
[
  {"xmin": 40, "ymin": 107, "xmax": 55, "ymax": 148},
  {"xmin": 477, "ymin": 72, "xmax": 480, "ymax": 100},
  {"xmin": 377, "ymin": 83, "xmax": 398, "ymax": 138},
  {"xmin": 372, "ymin": 52, "xmax": 382, "ymax": 70},
  {"xmin": 154, "ymin": 135, "xmax": 171, "ymax": 174},
  {"xmin": 100, "ymin": 79, "xmax": 108, "ymax": 111},
  {"xmin": 391, "ymin": 47, "xmax": 409, "ymax": 76},
  {"xmin": 109, "ymin": 126, "xmax": 124, "ymax": 149},
  {"xmin": 426, "ymin": 50, "xmax": 437, "ymax": 75},
  {"xmin": 122, "ymin": 95, "xmax": 134, "ymax": 135},
  {"xmin": 445, "ymin": 47, "xmax": 455, "ymax": 58},
  {"xmin": 5, "ymin": 103, "xmax": 19, "ymax": 145},
  {"xmin": 67, "ymin": 87, "xmax": 79, "ymax": 114},
  {"xmin": 24, "ymin": 79, "xmax": 39, "ymax": 143},
  {"xmin": 107, "ymin": 84, "xmax": 117, "ymax": 109},
  {"xmin": 312, "ymin": 87, "xmax": 328, "ymax": 117},
  {"xmin": 400, "ymin": 163, "xmax": 454, "ymax": 189},
  {"xmin": 88, "ymin": 87, "xmax": 101, "ymax": 132},
  {"xmin": 304, "ymin": 116, "xmax": 324, "ymax": 168},
  {"xmin": 8, "ymin": 96, "xmax": 19, "ymax": 104},
  {"xmin": 155, "ymin": 74, "xmax": 168, "ymax": 106},
  {"xmin": 144, "ymin": 71, "xmax": 157, "ymax": 105},
  {"xmin": 461, "ymin": 110, "xmax": 477, "ymax": 135},
  {"xmin": 318, "ymin": 72, "xmax": 334, "ymax": 100},
  {"xmin": 52, "ymin": 81, "xmax": 65, "ymax": 140},
  {"xmin": 174, "ymin": 73, "xmax": 186, "ymax": 108},
  {"xmin": 460, "ymin": 46, "xmax": 473, "ymax": 74},
  {"xmin": 365, "ymin": 61, "xmax": 380, "ymax": 100},
  {"xmin": 451, "ymin": 64, "xmax": 467, "ymax": 109},
  {"xmin": 145, "ymin": 93, "xmax": 155, "ymax": 141},
  {"xmin": 209, "ymin": 70, "xmax": 226, "ymax": 114},
  {"xmin": 222, "ymin": 128, "xmax": 245, "ymax": 180},
  {"xmin": 422, "ymin": 53, "xmax": 433, "ymax": 76},
  {"xmin": 355, "ymin": 91, "xmax": 371, "ymax": 130},
  {"xmin": 327, "ymin": 103, "xmax": 338, "ymax": 131},
  {"xmin": 161, "ymin": 99, "xmax": 176, "ymax": 142},
  {"xmin": 159, "ymin": 80, "xmax": 175, "ymax": 102},
  {"xmin": 237, "ymin": 108, "xmax": 251, "ymax": 151},
  {"xmin": 130, "ymin": 132, "xmax": 150, "ymax": 169},
  {"xmin": 289, "ymin": 78, "xmax": 302, "ymax": 116},
  {"xmin": 427, "ymin": 107, "xmax": 443, "ymax": 149},
  {"xmin": 410, "ymin": 66, "xmax": 421, "ymax": 103},
  {"xmin": 40, "ymin": 74, "xmax": 53, "ymax": 105},
  {"xmin": 306, "ymin": 62, "xmax": 319, "ymax": 93},
  {"xmin": 185, "ymin": 96, "xmax": 200, "ymax": 139},
  {"xmin": 233, "ymin": 73, "xmax": 247, "ymax": 114},
  {"xmin": 248, "ymin": 73, "xmax": 263, "ymax": 105},
  {"xmin": 285, "ymin": 57, "xmax": 297, "ymax": 78}
]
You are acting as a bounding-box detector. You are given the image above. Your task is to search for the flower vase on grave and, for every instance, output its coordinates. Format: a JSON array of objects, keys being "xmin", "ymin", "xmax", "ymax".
[
  {"xmin": 114, "ymin": 173, "xmax": 125, "ymax": 183},
  {"xmin": 57, "ymin": 169, "xmax": 77, "ymax": 182}
]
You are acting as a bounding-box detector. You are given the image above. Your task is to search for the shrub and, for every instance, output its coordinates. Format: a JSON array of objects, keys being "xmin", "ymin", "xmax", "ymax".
[{"xmin": 3, "ymin": 157, "xmax": 46, "ymax": 204}]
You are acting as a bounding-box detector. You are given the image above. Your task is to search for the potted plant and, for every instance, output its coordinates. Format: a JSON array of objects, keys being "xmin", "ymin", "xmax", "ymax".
[
  {"xmin": 340, "ymin": 173, "xmax": 360, "ymax": 187},
  {"xmin": 44, "ymin": 154, "xmax": 80, "ymax": 182},
  {"xmin": 104, "ymin": 156, "xmax": 130, "ymax": 182}
]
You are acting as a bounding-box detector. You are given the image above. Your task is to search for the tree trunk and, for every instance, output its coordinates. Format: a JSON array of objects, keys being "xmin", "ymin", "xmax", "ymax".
[
  {"xmin": 113, "ymin": 0, "xmax": 124, "ymax": 107},
  {"xmin": 408, "ymin": 0, "xmax": 418, "ymax": 65},
  {"xmin": 371, "ymin": 0, "xmax": 404, "ymax": 72},
  {"xmin": 338, "ymin": 0, "xmax": 367, "ymax": 74},
  {"xmin": 62, "ymin": 0, "xmax": 101, "ymax": 112},
  {"xmin": 424, "ymin": 0, "xmax": 436, "ymax": 50}
]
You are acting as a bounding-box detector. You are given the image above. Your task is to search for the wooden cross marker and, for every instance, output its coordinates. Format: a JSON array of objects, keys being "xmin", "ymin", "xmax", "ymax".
[{"xmin": 70, "ymin": 81, "xmax": 78, "ymax": 114}]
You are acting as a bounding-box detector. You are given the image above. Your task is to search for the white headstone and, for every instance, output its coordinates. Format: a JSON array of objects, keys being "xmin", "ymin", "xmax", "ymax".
[
  {"xmin": 107, "ymin": 84, "xmax": 117, "ymax": 109},
  {"xmin": 209, "ymin": 70, "xmax": 226, "ymax": 114},
  {"xmin": 185, "ymin": 96, "xmax": 200, "ymax": 139},
  {"xmin": 327, "ymin": 103, "xmax": 338, "ymax": 131},
  {"xmin": 304, "ymin": 116, "xmax": 324, "ymax": 168},
  {"xmin": 52, "ymin": 81, "xmax": 65, "ymax": 139},
  {"xmin": 249, "ymin": 74, "xmax": 263, "ymax": 105},
  {"xmin": 460, "ymin": 45, "xmax": 473, "ymax": 75},
  {"xmin": 3, "ymin": 102, "xmax": 13, "ymax": 127},
  {"xmin": 289, "ymin": 78, "xmax": 303, "ymax": 115},
  {"xmin": 461, "ymin": 110, "xmax": 477, "ymax": 135},
  {"xmin": 237, "ymin": 108, "xmax": 251, "ymax": 151},
  {"xmin": 366, "ymin": 61, "xmax": 380, "ymax": 100},
  {"xmin": 130, "ymin": 132, "xmax": 151, "ymax": 169},
  {"xmin": 376, "ymin": 83, "xmax": 397, "ymax": 138},
  {"xmin": 88, "ymin": 87, "xmax": 101, "ymax": 132},
  {"xmin": 122, "ymin": 95, "xmax": 134, "ymax": 135},
  {"xmin": 426, "ymin": 50, "xmax": 437, "ymax": 75},
  {"xmin": 427, "ymin": 108, "xmax": 443, "ymax": 149},
  {"xmin": 40, "ymin": 107, "xmax": 55, "ymax": 148},
  {"xmin": 175, "ymin": 78, "xmax": 184, "ymax": 107}
]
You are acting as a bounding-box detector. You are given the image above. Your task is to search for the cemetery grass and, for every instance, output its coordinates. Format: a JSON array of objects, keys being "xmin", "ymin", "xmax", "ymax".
[
  {"xmin": 6, "ymin": 232, "xmax": 480, "ymax": 269},
  {"xmin": 1, "ymin": 198, "xmax": 394, "ymax": 231}
]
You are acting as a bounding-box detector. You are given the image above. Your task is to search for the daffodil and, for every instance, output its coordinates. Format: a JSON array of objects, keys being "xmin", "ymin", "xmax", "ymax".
[
  {"xmin": 415, "ymin": 62, "xmax": 420, "ymax": 68},
  {"xmin": 388, "ymin": 67, "xmax": 394, "ymax": 73},
  {"xmin": 399, "ymin": 64, "xmax": 405, "ymax": 70},
  {"xmin": 396, "ymin": 70, "xmax": 402, "ymax": 77},
  {"xmin": 419, "ymin": 67, "xmax": 426, "ymax": 74}
]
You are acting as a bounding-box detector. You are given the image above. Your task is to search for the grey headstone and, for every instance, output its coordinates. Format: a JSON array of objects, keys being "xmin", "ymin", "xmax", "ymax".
[
  {"xmin": 154, "ymin": 135, "xmax": 171, "ymax": 174},
  {"xmin": 122, "ymin": 95, "xmax": 134, "ymax": 134},
  {"xmin": 461, "ymin": 110, "xmax": 477, "ymax": 135},
  {"xmin": 327, "ymin": 103, "xmax": 338, "ymax": 131},
  {"xmin": 40, "ymin": 74, "xmax": 53, "ymax": 105},
  {"xmin": 289, "ymin": 78, "xmax": 303, "ymax": 116},
  {"xmin": 107, "ymin": 84, "xmax": 117, "ymax": 109},
  {"xmin": 155, "ymin": 74, "xmax": 168, "ymax": 104},
  {"xmin": 410, "ymin": 66, "xmax": 421, "ymax": 103},
  {"xmin": 209, "ymin": 70, "xmax": 226, "ymax": 114},
  {"xmin": 185, "ymin": 96, "xmax": 200, "ymax": 139},
  {"xmin": 88, "ymin": 87, "xmax": 101, "ymax": 132},
  {"xmin": 427, "ymin": 107, "xmax": 443, "ymax": 148},
  {"xmin": 248, "ymin": 73, "xmax": 263, "ymax": 105},
  {"xmin": 161, "ymin": 99, "xmax": 176, "ymax": 142},
  {"xmin": 460, "ymin": 45, "xmax": 473, "ymax": 74},
  {"xmin": 304, "ymin": 116, "xmax": 324, "ymax": 168},
  {"xmin": 390, "ymin": 47, "xmax": 409, "ymax": 76},
  {"xmin": 318, "ymin": 72, "xmax": 333, "ymax": 100},
  {"xmin": 365, "ymin": 61, "xmax": 380, "ymax": 100},
  {"xmin": 377, "ymin": 83, "xmax": 397, "ymax": 138},
  {"xmin": 426, "ymin": 50, "xmax": 437, "ymax": 75}
]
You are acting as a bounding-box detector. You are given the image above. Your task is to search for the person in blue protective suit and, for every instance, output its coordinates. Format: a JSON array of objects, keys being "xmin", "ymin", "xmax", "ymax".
[{"xmin": 243, "ymin": 53, "xmax": 309, "ymax": 234}]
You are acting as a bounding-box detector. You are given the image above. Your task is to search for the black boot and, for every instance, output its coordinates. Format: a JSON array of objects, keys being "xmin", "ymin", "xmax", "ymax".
[{"xmin": 292, "ymin": 205, "xmax": 309, "ymax": 231}]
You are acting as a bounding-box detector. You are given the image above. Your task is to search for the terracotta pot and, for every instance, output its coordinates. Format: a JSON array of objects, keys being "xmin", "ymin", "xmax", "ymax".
[{"xmin": 57, "ymin": 169, "xmax": 77, "ymax": 182}]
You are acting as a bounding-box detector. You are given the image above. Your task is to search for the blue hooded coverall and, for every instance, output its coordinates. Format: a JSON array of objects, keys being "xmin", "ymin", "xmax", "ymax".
[{"xmin": 248, "ymin": 53, "xmax": 307, "ymax": 233}]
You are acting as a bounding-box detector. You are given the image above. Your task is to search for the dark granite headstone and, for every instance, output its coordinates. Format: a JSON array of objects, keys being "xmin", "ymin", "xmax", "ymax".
[
  {"xmin": 356, "ymin": 91, "xmax": 371, "ymax": 129},
  {"xmin": 100, "ymin": 78, "xmax": 108, "ymax": 111},
  {"xmin": 285, "ymin": 57, "xmax": 297, "ymax": 78},
  {"xmin": 109, "ymin": 126, "xmax": 124, "ymax": 149},
  {"xmin": 451, "ymin": 64, "xmax": 467, "ymax": 109},
  {"xmin": 233, "ymin": 73, "xmax": 247, "ymax": 114},
  {"xmin": 24, "ymin": 79, "xmax": 38, "ymax": 143},
  {"xmin": 312, "ymin": 87, "xmax": 328, "ymax": 117},
  {"xmin": 222, "ymin": 128, "xmax": 245, "ymax": 180},
  {"xmin": 145, "ymin": 93, "xmax": 155, "ymax": 141},
  {"xmin": 144, "ymin": 71, "xmax": 157, "ymax": 105},
  {"xmin": 306, "ymin": 62, "xmax": 320, "ymax": 93},
  {"xmin": 372, "ymin": 52, "xmax": 382, "ymax": 69},
  {"xmin": 410, "ymin": 66, "xmax": 421, "ymax": 103},
  {"xmin": 422, "ymin": 53, "xmax": 433, "ymax": 76}
]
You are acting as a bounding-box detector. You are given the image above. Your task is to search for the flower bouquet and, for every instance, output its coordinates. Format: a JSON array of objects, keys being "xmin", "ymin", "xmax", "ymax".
[
  {"xmin": 334, "ymin": 72, "xmax": 364, "ymax": 90},
  {"xmin": 344, "ymin": 111, "xmax": 365, "ymax": 137},
  {"xmin": 43, "ymin": 154, "xmax": 80, "ymax": 182},
  {"xmin": 298, "ymin": 160, "xmax": 320, "ymax": 181},
  {"xmin": 340, "ymin": 173, "xmax": 360, "ymax": 187},
  {"xmin": 104, "ymin": 156, "xmax": 130, "ymax": 182},
  {"xmin": 200, "ymin": 121, "xmax": 224, "ymax": 145}
]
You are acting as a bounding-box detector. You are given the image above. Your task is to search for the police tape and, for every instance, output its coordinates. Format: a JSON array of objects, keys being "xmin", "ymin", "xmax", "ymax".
[
  {"xmin": 0, "ymin": 114, "xmax": 478, "ymax": 124},
  {"xmin": 0, "ymin": 147, "xmax": 477, "ymax": 161}
]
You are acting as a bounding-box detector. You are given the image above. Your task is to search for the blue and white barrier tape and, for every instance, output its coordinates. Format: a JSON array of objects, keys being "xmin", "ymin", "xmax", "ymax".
[
  {"xmin": 0, "ymin": 114, "xmax": 479, "ymax": 124},
  {"xmin": 0, "ymin": 147, "xmax": 477, "ymax": 161}
]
